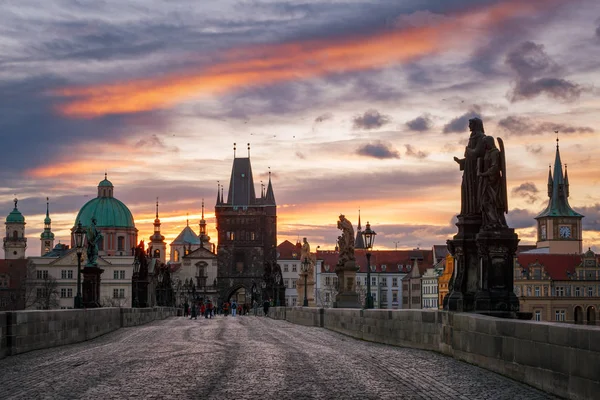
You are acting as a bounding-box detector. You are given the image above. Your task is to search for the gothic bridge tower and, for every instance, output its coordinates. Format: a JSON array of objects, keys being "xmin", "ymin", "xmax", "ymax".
[{"xmin": 215, "ymin": 144, "xmax": 277, "ymax": 303}]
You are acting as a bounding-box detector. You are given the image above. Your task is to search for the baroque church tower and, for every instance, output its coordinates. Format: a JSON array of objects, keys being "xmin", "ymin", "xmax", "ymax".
[
  {"xmin": 4, "ymin": 198, "xmax": 27, "ymax": 259},
  {"xmin": 534, "ymin": 139, "xmax": 584, "ymax": 254},
  {"xmin": 215, "ymin": 144, "xmax": 277, "ymax": 300},
  {"xmin": 40, "ymin": 197, "xmax": 55, "ymax": 255},
  {"xmin": 149, "ymin": 198, "xmax": 166, "ymax": 263}
]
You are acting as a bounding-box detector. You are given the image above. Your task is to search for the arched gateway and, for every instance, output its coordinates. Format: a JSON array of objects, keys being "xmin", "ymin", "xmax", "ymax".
[{"xmin": 214, "ymin": 149, "xmax": 285, "ymax": 307}]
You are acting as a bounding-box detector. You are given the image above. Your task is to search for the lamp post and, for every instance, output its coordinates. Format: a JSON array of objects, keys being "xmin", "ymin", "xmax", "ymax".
[
  {"xmin": 73, "ymin": 222, "xmax": 86, "ymax": 309},
  {"xmin": 261, "ymin": 280, "xmax": 266, "ymax": 304},
  {"xmin": 362, "ymin": 221, "xmax": 376, "ymax": 309},
  {"xmin": 132, "ymin": 257, "xmax": 140, "ymax": 308},
  {"xmin": 275, "ymin": 272, "xmax": 281, "ymax": 306},
  {"xmin": 302, "ymin": 257, "xmax": 310, "ymax": 307}
]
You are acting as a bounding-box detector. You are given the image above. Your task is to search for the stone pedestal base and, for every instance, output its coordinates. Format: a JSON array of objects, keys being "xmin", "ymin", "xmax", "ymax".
[
  {"xmin": 82, "ymin": 266, "xmax": 104, "ymax": 308},
  {"xmin": 334, "ymin": 260, "xmax": 361, "ymax": 308},
  {"xmin": 475, "ymin": 228, "xmax": 520, "ymax": 313},
  {"xmin": 297, "ymin": 273, "xmax": 315, "ymax": 306}
]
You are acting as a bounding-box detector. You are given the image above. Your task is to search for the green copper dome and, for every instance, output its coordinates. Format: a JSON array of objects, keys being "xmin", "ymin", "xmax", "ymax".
[
  {"xmin": 99, "ymin": 178, "xmax": 113, "ymax": 187},
  {"xmin": 6, "ymin": 199, "xmax": 25, "ymax": 224},
  {"xmin": 6, "ymin": 208, "xmax": 25, "ymax": 224},
  {"xmin": 74, "ymin": 197, "xmax": 135, "ymax": 229}
]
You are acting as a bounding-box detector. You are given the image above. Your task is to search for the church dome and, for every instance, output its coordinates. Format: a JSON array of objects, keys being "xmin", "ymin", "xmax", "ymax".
[
  {"xmin": 74, "ymin": 197, "xmax": 135, "ymax": 228},
  {"xmin": 73, "ymin": 176, "xmax": 135, "ymax": 229},
  {"xmin": 6, "ymin": 199, "xmax": 25, "ymax": 224}
]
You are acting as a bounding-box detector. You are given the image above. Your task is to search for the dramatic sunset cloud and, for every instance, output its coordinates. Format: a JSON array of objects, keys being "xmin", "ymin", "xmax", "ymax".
[{"xmin": 53, "ymin": 0, "xmax": 561, "ymax": 118}]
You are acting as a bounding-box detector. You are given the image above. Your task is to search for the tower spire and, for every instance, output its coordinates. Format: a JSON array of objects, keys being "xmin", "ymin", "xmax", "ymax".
[
  {"xmin": 156, "ymin": 197, "xmax": 159, "ymax": 219},
  {"xmin": 234, "ymin": 142, "xmax": 237, "ymax": 158},
  {"xmin": 547, "ymin": 164, "xmax": 553, "ymax": 198},
  {"xmin": 265, "ymin": 167, "xmax": 276, "ymax": 205},
  {"xmin": 357, "ymin": 208, "xmax": 362, "ymax": 231},
  {"xmin": 564, "ymin": 164, "xmax": 569, "ymax": 198},
  {"xmin": 186, "ymin": 213, "xmax": 189, "ymax": 226},
  {"xmin": 248, "ymin": 143, "xmax": 250, "ymax": 158}
]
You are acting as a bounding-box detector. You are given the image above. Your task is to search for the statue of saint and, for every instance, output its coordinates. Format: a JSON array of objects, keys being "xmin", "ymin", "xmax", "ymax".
[
  {"xmin": 477, "ymin": 136, "xmax": 508, "ymax": 230},
  {"xmin": 86, "ymin": 217, "xmax": 103, "ymax": 267},
  {"xmin": 300, "ymin": 238, "xmax": 315, "ymax": 279},
  {"xmin": 454, "ymin": 118, "xmax": 487, "ymax": 217},
  {"xmin": 336, "ymin": 214, "xmax": 355, "ymax": 265}
]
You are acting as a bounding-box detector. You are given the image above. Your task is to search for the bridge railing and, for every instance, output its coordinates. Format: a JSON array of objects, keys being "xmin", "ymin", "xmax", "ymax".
[
  {"xmin": 0, "ymin": 307, "xmax": 178, "ymax": 359},
  {"xmin": 268, "ymin": 307, "xmax": 599, "ymax": 400}
]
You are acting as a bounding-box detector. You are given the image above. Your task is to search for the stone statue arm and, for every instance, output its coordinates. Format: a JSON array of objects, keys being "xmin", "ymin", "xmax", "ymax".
[{"xmin": 453, "ymin": 156, "xmax": 465, "ymax": 171}]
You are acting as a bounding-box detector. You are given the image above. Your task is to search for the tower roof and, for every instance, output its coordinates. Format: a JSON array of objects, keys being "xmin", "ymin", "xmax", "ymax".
[
  {"xmin": 354, "ymin": 209, "xmax": 365, "ymax": 249},
  {"xmin": 536, "ymin": 140, "xmax": 583, "ymax": 219},
  {"xmin": 6, "ymin": 198, "xmax": 25, "ymax": 224},
  {"xmin": 226, "ymin": 157, "xmax": 257, "ymax": 206},
  {"xmin": 99, "ymin": 173, "xmax": 113, "ymax": 187},
  {"xmin": 171, "ymin": 226, "xmax": 200, "ymax": 245},
  {"xmin": 264, "ymin": 170, "xmax": 276, "ymax": 205}
]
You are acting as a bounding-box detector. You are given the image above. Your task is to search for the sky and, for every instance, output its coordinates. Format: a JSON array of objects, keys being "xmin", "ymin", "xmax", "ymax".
[{"xmin": 1, "ymin": 0, "xmax": 599, "ymax": 258}]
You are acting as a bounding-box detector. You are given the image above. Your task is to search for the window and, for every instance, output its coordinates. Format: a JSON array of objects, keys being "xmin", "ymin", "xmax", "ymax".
[
  {"xmin": 392, "ymin": 292, "xmax": 398, "ymax": 303},
  {"xmin": 173, "ymin": 250, "xmax": 180, "ymax": 262},
  {"xmin": 556, "ymin": 287, "xmax": 564, "ymax": 297},
  {"xmin": 325, "ymin": 292, "xmax": 330, "ymax": 302},
  {"xmin": 534, "ymin": 310, "xmax": 541, "ymax": 321},
  {"xmin": 292, "ymin": 297, "xmax": 297, "ymax": 306},
  {"xmin": 114, "ymin": 270, "xmax": 119, "ymax": 279},
  {"xmin": 555, "ymin": 310, "xmax": 566, "ymax": 322},
  {"xmin": 284, "ymin": 279, "xmax": 289, "ymax": 288},
  {"xmin": 60, "ymin": 288, "xmax": 73, "ymax": 298},
  {"xmin": 575, "ymin": 287, "xmax": 581, "ymax": 297},
  {"xmin": 292, "ymin": 264, "xmax": 297, "ymax": 272},
  {"xmin": 325, "ymin": 276, "xmax": 331, "ymax": 286},
  {"xmin": 372, "ymin": 277, "xmax": 376, "ymax": 286},
  {"xmin": 68, "ymin": 288, "xmax": 73, "ymax": 297},
  {"xmin": 381, "ymin": 277, "xmax": 387, "ymax": 286},
  {"xmin": 250, "ymin": 232, "xmax": 255, "ymax": 241},
  {"xmin": 283, "ymin": 264, "xmax": 288, "ymax": 272},
  {"xmin": 37, "ymin": 270, "xmax": 49, "ymax": 280},
  {"xmin": 113, "ymin": 289, "xmax": 125, "ymax": 298},
  {"xmin": 113, "ymin": 289, "xmax": 119, "ymax": 298},
  {"xmin": 392, "ymin": 278, "xmax": 398, "ymax": 287},
  {"xmin": 372, "ymin": 292, "xmax": 377, "ymax": 302},
  {"xmin": 119, "ymin": 289, "xmax": 125, "ymax": 298},
  {"xmin": 117, "ymin": 236, "xmax": 125, "ymax": 251},
  {"xmin": 292, "ymin": 280, "xmax": 297, "ymax": 289},
  {"xmin": 36, "ymin": 288, "xmax": 43, "ymax": 298},
  {"xmin": 120, "ymin": 270, "xmax": 125, "ymax": 279},
  {"xmin": 527, "ymin": 286, "xmax": 532, "ymax": 296},
  {"xmin": 535, "ymin": 286, "xmax": 540, "ymax": 297},
  {"xmin": 61, "ymin": 270, "xmax": 67, "ymax": 279},
  {"xmin": 588, "ymin": 286, "xmax": 594, "ymax": 297}
]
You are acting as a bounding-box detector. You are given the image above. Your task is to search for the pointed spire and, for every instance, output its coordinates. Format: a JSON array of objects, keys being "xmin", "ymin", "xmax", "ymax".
[
  {"xmin": 547, "ymin": 164, "xmax": 553, "ymax": 198},
  {"xmin": 155, "ymin": 197, "xmax": 159, "ymax": 219},
  {"xmin": 357, "ymin": 208, "xmax": 362, "ymax": 231},
  {"xmin": 354, "ymin": 208, "xmax": 365, "ymax": 249},
  {"xmin": 186, "ymin": 213, "xmax": 189, "ymax": 226},
  {"xmin": 199, "ymin": 198, "xmax": 207, "ymax": 237},
  {"xmin": 564, "ymin": 164, "xmax": 569, "ymax": 198},
  {"xmin": 201, "ymin": 198, "xmax": 205, "ymax": 219},
  {"xmin": 247, "ymin": 143, "xmax": 250, "ymax": 158},
  {"xmin": 216, "ymin": 181, "xmax": 221, "ymax": 205},
  {"xmin": 233, "ymin": 142, "xmax": 237, "ymax": 158},
  {"xmin": 46, "ymin": 197, "xmax": 50, "ymax": 218},
  {"xmin": 265, "ymin": 167, "xmax": 276, "ymax": 205}
]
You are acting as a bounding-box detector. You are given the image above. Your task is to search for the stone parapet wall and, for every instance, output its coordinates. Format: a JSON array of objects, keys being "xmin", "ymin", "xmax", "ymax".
[
  {"xmin": 0, "ymin": 307, "xmax": 177, "ymax": 360},
  {"xmin": 269, "ymin": 307, "xmax": 599, "ymax": 400}
]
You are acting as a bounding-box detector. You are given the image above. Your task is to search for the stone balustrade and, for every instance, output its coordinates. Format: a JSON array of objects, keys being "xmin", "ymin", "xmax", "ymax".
[
  {"xmin": 0, "ymin": 307, "xmax": 177, "ymax": 359},
  {"xmin": 268, "ymin": 307, "xmax": 599, "ymax": 400}
]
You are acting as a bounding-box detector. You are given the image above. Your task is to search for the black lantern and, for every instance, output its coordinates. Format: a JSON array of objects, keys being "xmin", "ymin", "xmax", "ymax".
[
  {"xmin": 73, "ymin": 221, "xmax": 86, "ymax": 309},
  {"xmin": 362, "ymin": 221, "xmax": 376, "ymax": 309}
]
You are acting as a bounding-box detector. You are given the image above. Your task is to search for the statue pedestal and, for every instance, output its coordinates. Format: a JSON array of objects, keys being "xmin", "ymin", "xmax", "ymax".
[
  {"xmin": 297, "ymin": 272, "xmax": 315, "ymax": 306},
  {"xmin": 474, "ymin": 228, "xmax": 520, "ymax": 315},
  {"xmin": 334, "ymin": 261, "xmax": 361, "ymax": 308},
  {"xmin": 445, "ymin": 215, "xmax": 481, "ymax": 312},
  {"xmin": 83, "ymin": 266, "xmax": 104, "ymax": 308}
]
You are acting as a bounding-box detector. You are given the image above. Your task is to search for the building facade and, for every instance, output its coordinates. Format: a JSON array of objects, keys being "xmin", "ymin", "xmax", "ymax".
[
  {"xmin": 515, "ymin": 250, "xmax": 599, "ymax": 324},
  {"xmin": 277, "ymin": 240, "xmax": 303, "ymax": 306}
]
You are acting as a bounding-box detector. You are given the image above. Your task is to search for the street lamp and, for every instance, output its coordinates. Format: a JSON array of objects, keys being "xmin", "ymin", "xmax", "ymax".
[
  {"xmin": 132, "ymin": 257, "xmax": 140, "ymax": 308},
  {"xmin": 275, "ymin": 272, "xmax": 282, "ymax": 306},
  {"xmin": 73, "ymin": 222, "xmax": 86, "ymax": 309},
  {"xmin": 362, "ymin": 221, "xmax": 376, "ymax": 309},
  {"xmin": 302, "ymin": 257, "xmax": 310, "ymax": 307}
]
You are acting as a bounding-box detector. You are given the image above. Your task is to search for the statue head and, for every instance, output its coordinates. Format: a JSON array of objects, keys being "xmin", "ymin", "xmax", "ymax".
[
  {"xmin": 303, "ymin": 237, "xmax": 308, "ymax": 243},
  {"xmin": 483, "ymin": 135, "xmax": 496, "ymax": 150},
  {"xmin": 339, "ymin": 214, "xmax": 345, "ymax": 221},
  {"xmin": 468, "ymin": 117, "xmax": 484, "ymax": 134}
]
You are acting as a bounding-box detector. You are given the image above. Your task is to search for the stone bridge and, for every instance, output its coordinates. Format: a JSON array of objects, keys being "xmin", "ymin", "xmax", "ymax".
[{"xmin": 0, "ymin": 308, "xmax": 597, "ymax": 399}]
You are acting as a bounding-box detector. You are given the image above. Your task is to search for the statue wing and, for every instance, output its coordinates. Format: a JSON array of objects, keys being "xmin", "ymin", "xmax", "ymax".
[{"xmin": 497, "ymin": 137, "xmax": 508, "ymax": 214}]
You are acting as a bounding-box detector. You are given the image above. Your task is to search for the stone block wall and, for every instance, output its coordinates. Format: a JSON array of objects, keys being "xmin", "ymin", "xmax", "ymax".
[
  {"xmin": 270, "ymin": 307, "xmax": 600, "ymax": 400},
  {"xmin": 0, "ymin": 307, "xmax": 177, "ymax": 360}
]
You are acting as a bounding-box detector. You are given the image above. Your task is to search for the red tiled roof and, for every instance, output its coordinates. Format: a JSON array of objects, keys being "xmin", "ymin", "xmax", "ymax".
[
  {"xmin": 516, "ymin": 254, "xmax": 582, "ymax": 280},
  {"xmin": 0, "ymin": 259, "xmax": 28, "ymax": 289},
  {"xmin": 317, "ymin": 249, "xmax": 433, "ymax": 274},
  {"xmin": 277, "ymin": 240, "xmax": 302, "ymax": 260}
]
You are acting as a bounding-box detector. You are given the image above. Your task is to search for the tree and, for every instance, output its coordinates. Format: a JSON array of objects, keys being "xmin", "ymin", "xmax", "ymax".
[
  {"xmin": 101, "ymin": 295, "xmax": 129, "ymax": 308},
  {"xmin": 21, "ymin": 261, "xmax": 60, "ymax": 310}
]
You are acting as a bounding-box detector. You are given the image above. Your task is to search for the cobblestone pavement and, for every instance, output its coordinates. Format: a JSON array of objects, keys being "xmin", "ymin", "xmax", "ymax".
[{"xmin": 0, "ymin": 316, "xmax": 558, "ymax": 400}]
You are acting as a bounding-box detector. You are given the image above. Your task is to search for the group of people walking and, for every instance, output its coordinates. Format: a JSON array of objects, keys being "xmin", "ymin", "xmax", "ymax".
[{"xmin": 182, "ymin": 298, "xmax": 273, "ymax": 318}]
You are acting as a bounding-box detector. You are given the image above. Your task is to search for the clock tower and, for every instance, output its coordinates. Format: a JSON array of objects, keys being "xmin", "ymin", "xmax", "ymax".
[{"xmin": 534, "ymin": 139, "xmax": 583, "ymax": 254}]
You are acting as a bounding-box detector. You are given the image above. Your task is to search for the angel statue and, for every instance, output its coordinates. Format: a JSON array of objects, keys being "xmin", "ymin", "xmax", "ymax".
[
  {"xmin": 476, "ymin": 136, "xmax": 508, "ymax": 230},
  {"xmin": 86, "ymin": 217, "xmax": 104, "ymax": 267}
]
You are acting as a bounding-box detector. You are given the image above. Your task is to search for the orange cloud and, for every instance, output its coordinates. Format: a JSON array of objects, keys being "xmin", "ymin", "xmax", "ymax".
[
  {"xmin": 26, "ymin": 160, "xmax": 133, "ymax": 178},
  {"xmin": 54, "ymin": 0, "xmax": 561, "ymax": 118}
]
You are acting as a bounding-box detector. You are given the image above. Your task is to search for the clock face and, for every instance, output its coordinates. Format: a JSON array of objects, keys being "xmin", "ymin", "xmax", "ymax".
[{"xmin": 559, "ymin": 226, "xmax": 572, "ymax": 238}]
